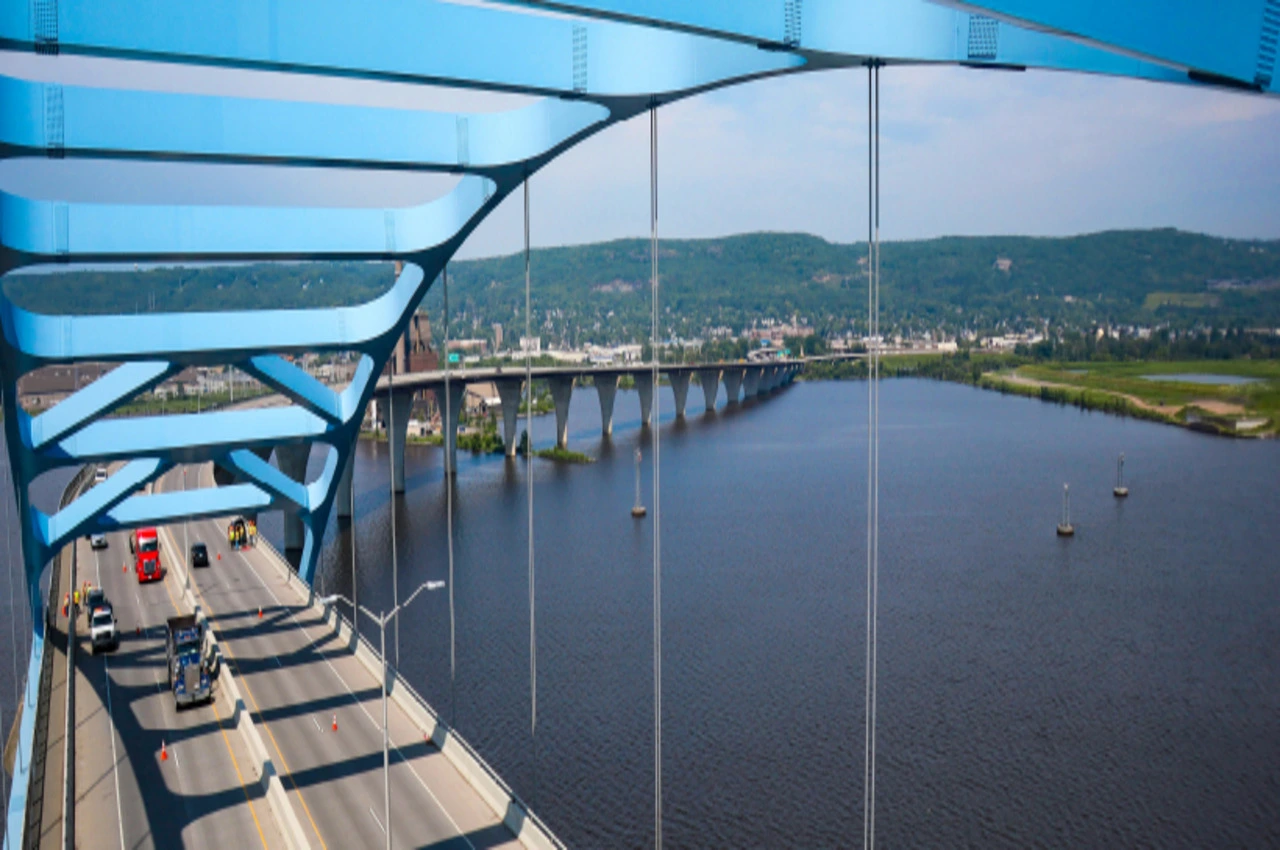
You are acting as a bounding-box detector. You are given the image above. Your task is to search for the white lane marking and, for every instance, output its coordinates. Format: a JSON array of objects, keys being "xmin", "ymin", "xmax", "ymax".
[
  {"xmin": 273, "ymin": 655, "xmax": 282, "ymax": 668},
  {"xmin": 311, "ymin": 716, "xmax": 323, "ymax": 735},
  {"xmin": 368, "ymin": 807, "xmax": 385, "ymax": 835},
  {"xmin": 171, "ymin": 741, "xmax": 182, "ymax": 771},
  {"xmin": 104, "ymin": 655, "xmax": 126, "ymax": 850},
  {"xmin": 228, "ymin": 541, "xmax": 477, "ymax": 849}
]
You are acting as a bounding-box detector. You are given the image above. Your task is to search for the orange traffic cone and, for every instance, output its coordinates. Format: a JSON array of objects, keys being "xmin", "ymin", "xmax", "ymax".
[
  {"xmin": 332, "ymin": 714, "xmax": 338, "ymax": 733},
  {"xmin": 122, "ymin": 562, "xmax": 127, "ymax": 573},
  {"xmin": 217, "ymin": 553, "xmax": 221, "ymax": 561},
  {"xmin": 160, "ymin": 740, "xmax": 168, "ymax": 762},
  {"xmin": 135, "ymin": 625, "xmax": 140, "ymax": 636},
  {"xmin": 258, "ymin": 606, "xmax": 263, "ymax": 619}
]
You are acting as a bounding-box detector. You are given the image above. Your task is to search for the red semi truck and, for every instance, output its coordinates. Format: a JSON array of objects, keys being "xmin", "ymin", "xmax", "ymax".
[{"xmin": 129, "ymin": 527, "xmax": 162, "ymax": 583}]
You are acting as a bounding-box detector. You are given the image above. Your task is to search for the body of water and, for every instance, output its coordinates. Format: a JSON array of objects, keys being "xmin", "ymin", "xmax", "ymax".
[
  {"xmin": 293, "ymin": 379, "xmax": 1280, "ymax": 848},
  {"xmin": 1141, "ymin": 373, "xmax": 1260, "ymax": 385},
  {"xmin": 3, "ymin": 379, "xmax": 1277, "ymax": 847}
]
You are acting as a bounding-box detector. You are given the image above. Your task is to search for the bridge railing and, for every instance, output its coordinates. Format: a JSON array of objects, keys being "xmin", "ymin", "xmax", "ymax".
[{"xmin": 253, "ymin": 535, "xmax": 567, "ymax": 849}]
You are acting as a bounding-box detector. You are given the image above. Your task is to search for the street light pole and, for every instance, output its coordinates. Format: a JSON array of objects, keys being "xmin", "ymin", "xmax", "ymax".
[
  {"xmin": 319, "ymin": 578, "xmax": 444, "ymax": 850},
  {"xmin": 381, "ymin": 612, "xmax": 390, "ymax": 850}
]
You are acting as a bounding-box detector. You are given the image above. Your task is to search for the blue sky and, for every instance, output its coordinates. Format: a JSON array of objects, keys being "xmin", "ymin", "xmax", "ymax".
[
  {"xmin": 3, "ymin": 51, "xmax": 1278, "ymax": 261},
  {"xmin": 463, "ymin": 65, "xmax": 1280, "ymax": 259}
]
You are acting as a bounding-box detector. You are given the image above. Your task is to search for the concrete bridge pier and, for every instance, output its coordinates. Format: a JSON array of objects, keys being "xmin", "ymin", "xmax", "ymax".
[
  {"xmin": 669, "ymin": 371, "xmax": 692, "ymax": 419},
  {"xmin": 495, "ymin": 377, "xmax": 524, "ymax": 457},
  {"xmin": 595, "ymin": 374, "xmax": 619, "ymax": 437},
  {"xmin": 743, "ymin": 367, "xmax": 762, "ymax": 398},
  {"xmin": 549, "ymin": 376, "xmax": 574, "ymax": 449},
  {"xmin": 387, "ymin": 389, "xmax": 415, "ymax": 491},
  {"xmin": 335, "ymin": 451, "xmax": 353, "ymax": 518},
  {"xmin": 761, "ymin": 367, "xmax": 778, "ymax": 393},
  {"xmin": 697, "ymin": 368, "xmax": 721, "ymax": 413},
  {"xmin": 275, "ymin": 443, "xmax": 310, "ymax": 551},
  {"xmin": 723, "ymin": 368, "xmax": 744, "ymax": 404},
  {"xmin": 439, "ymin": 380, "xmax": 466, "ymax": 476},
  {"xmin": 634, "ymin": 371, "xmax": 654, "ymax": 427}
]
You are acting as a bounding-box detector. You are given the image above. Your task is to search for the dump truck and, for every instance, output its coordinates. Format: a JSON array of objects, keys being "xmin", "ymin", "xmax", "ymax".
[{"xmin": 165, "ymin": 614, "xmax": 211, "ymax": 707}]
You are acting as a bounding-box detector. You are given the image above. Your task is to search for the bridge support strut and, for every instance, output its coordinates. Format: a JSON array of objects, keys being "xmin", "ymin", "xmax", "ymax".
[
  {"xmin": 549, "ymin": 376, "xmax": 575, "ymax": 449},
  {"xmin": 697, "ymin": 368, "xmax": 721, "ymax": 413},
  {"xmin": 495, "ymin": 377, "xmax": 524, "ymax": 458},
  {"xmin": 635, "ymin": 371, "xmax": 655, "ymax": 428},
  {"xmin": 595, "ymin": 374, "xmax": 619, "ymax": 437},
  {"xmin": 669, "ymin": 372, "xmax": 691, "ymax": 419}
]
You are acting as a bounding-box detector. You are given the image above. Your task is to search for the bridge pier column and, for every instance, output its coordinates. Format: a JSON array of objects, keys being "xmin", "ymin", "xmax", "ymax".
[
  {"xmin": 388, "ymin": 389, "xmax": 414, "ymax": 492},
  {"xmin": 743, "ymin": 367, "xmax": 762, "ymax": 398},
  {"xmin": 696, "ymin": 368, "xmax": 721, "ymax": 413},
  {"xmin": 549, "ymin": 376, "xmax": 574, "ymax": 449},
  {"xmin": 722, "ymin": 368, "xmax": 744, "ymax": 404},
  {"xmin": 494, "ymin": 377, "xmax": 523, "ymax": 457},
  {"xmin": 595, "ymin": 374, "xmax": 619, "ymax": 437},
  {"xmin": 440, "ymin": 380, "xmax": 466, "ymax": 477},
  {"xmin": 669, "ymin": 371, "xmax": 691, "ymax": 419},
  {"xmin": 763, "ymin": 366, "xmax": 779, "ymax": 393},
  {"xmin": 634, "ymin": 371, "xmax": 654, "ymax": 428},
  {"xmin": 275, "ymin": 443, "xmax": 309, "ymax": 552},
  {"xmin": 335, "ymin": 449, "xmax": 354, "ymax": 518}
]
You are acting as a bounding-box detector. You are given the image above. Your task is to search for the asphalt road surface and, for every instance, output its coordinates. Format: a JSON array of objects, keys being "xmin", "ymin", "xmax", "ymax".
[
  {"xmin": 72, "ymin": 527, "xmax": 286, "ymax": 849},
  {"xmin": 155, "ymin": 464, "xmax": 520, "ymax": 850}
]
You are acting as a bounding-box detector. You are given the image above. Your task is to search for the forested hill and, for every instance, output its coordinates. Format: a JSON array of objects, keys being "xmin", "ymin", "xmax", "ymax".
[{"xmin": 6, "ymin": 229, "xmax": 1280, "ymax": 342}]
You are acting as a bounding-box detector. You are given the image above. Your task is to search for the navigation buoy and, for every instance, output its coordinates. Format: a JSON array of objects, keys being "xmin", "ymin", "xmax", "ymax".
[
  {"xmin": 160, "ymin": 740, "xmax": 168, "ymax": 762},
  {"xmin": 1113, "ymin": 453, "xmax": 1129, "ymax": 498},
  {"xmin": 332, "ymin": 714, "xmax": 338, "ymax": 733},
  {"xmin": 631, "ymin": 448, "xmax": 647, "ymax": 518},
  {"xmin": 1056, "ymin": 483, "xmax": 1075, "ymax": 537}
]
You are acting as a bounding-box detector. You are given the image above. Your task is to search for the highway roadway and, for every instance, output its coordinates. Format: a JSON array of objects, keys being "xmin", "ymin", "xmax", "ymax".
[
  {"xmin": 152, "ymin": 464, "xmax": 519, "ymax": 850},
  {"xmin": 71, "ymin": 526, "xmax": 286, "ymax": 849}
]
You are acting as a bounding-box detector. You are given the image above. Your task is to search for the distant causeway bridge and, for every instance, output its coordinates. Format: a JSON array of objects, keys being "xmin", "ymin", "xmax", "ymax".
[{"xmin": 363, "ymin": 354, "xmax": 865, "ymax": 496}]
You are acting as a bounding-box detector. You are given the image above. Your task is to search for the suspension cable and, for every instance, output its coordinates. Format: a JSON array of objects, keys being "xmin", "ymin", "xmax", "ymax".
[
  {"xmin": 389, "ymin": 327, "xmax": 400, "ymax": 668},
  {"xmin": 444, "ymin": 263, "xmax": 457, "ymax": 722},
  {"xmin": 525, "ymin": 178, "xmax": 538, "ymax": 751},
  {"xmin": 650, "ymin": 104, "xmax": 664, "ymax": 850},
  {"xmin": 862, "ymin": 61, "xmax": 882, "ymax": 850}
]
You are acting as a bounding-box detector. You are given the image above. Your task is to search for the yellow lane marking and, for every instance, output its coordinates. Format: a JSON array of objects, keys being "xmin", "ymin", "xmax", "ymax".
[
  {"xmin": 156, "ymin": 477, "xmax": 329, "ymax": 850},
  {"xmin": 188, "ymin": 570, "xmax": 330, "ymax": 850},
  {"xmin": 159, "ymin": 560, "xmax": 270, "ymax": 850}
]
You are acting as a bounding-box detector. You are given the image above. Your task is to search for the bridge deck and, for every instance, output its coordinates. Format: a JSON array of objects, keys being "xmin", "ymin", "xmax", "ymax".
[
  {"xmin": 73, "ymin": 529, "xmax": 287, "ymax": 849},
  {"xmin": 153, "ymin": 465, "xmax": 521, "ymax": 850}
]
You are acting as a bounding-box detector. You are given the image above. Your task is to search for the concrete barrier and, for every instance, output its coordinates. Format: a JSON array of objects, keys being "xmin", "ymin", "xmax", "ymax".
[
  {"xmin": 158, "ymin": 524, "xmax": 313, "ymax": 850},
  {"xmin": 252, "ymin": 537, "xmax": 566, "ymax": 850}
]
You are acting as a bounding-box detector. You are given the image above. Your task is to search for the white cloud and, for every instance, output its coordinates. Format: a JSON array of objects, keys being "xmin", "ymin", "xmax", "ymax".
[{"xmin": 458, "ymin": 65, "xmax": 1280, "ymax": 259}]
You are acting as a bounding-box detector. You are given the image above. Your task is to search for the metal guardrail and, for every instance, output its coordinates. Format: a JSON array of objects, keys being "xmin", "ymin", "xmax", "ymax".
[{"xmin": 22, "ymin": 463, "xmax": 95, "ymax": 849}]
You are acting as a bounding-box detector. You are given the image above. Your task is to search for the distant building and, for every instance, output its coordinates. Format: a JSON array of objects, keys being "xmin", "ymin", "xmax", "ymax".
[
  {"xmin": 17, "ymin": 362, "xmax": 113, "ymax": 410},
  {"xmin": 492, "ymin": 323, "xmax": 504, "ymax": 350},
  {"xmin": 519, "ymin": 336, "xmax": 542, "ymax": 354},
  {"xmin": 447, "ymin": 339, "xmax": 488, "ymax": 355}
]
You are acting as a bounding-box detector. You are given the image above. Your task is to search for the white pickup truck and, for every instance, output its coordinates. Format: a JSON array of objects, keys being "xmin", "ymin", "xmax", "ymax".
[{"xmin": 89, "ymin": 606, "xmax": 118, "ymax": 654}]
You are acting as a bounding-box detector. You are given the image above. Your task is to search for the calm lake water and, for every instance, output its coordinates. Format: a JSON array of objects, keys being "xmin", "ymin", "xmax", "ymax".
[
  {"xmin": 3, "ymin": 379, "xmax": 1278, "ymax": 847},
  {"xmin": 1141, "ymin": 373, "xmax": 1260, "ymax": 385}
]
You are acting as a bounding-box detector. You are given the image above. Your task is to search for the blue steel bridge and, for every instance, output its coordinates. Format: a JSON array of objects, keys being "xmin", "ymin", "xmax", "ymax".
[{"xmin": 0, "ymin": 1, "xmax": 1275, "ymax": 848}]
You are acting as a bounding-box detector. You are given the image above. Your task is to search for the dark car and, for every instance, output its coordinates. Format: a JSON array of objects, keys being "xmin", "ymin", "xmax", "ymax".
[{"xmin": 190, "ymin": 542, "xmax": 209, "ymax": 568}]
